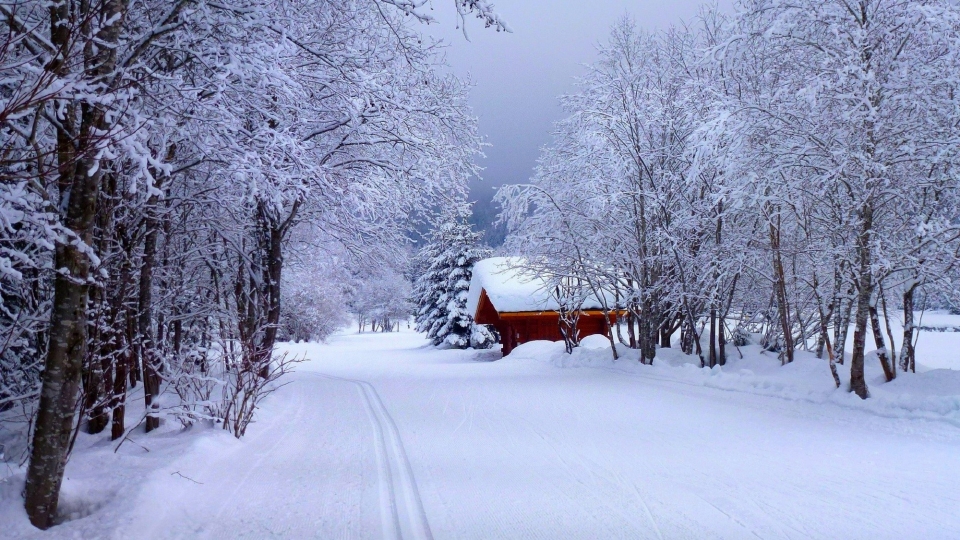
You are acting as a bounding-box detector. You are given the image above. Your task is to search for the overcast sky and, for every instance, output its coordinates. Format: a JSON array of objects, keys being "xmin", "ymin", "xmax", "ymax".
[{"xmin": 421, "ymin": 1, "xmax": 733, "ymax": 232}]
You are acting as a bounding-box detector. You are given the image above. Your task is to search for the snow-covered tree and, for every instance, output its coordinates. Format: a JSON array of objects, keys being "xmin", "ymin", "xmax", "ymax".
[
  {"xmin": 350, "ymin": 268, "xmax": 414, "ymax": 333},
  {"xmin": 498, "ymin": 2, "xmax": 960, "ymax": 396},
  {"xmin": 0, "ymin": 0, "xmax": 501, "ymax": 528},
  {"xmin": 279, "ymin": 254, "xmax": 350, "ymax": 343},
  {"xmin": 415, "ymin": 205, "xmax": 494, "ymax": 348}
]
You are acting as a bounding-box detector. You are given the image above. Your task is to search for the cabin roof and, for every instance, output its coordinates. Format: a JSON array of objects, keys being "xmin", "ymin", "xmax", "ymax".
[{"xmin": 466, "ymin": 257, "xmax": 610, "ymax": 318}]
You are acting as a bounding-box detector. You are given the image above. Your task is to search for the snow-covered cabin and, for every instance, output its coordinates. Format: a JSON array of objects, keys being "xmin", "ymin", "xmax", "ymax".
[{"xmin": 467, "ymin": 257, "xmax": 621, "ymax": 355}]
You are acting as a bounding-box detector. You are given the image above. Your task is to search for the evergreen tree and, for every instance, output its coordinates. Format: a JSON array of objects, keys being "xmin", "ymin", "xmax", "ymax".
[{"xmin": 414, "ymin": 205, "xmax": 496, "ymax": 348}]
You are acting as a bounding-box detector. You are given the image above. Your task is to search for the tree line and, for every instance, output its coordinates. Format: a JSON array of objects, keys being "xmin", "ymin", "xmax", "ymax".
[
  {"xmin": 0, "ymin": 0, "xmax": 503, "ymax": 529},
  {"xmin": 499, "ymin": 0, "xmax": 960, "ymax": 398}
]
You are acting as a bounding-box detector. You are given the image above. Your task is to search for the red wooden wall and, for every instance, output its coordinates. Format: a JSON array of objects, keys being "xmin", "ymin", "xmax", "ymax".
[
  {"xmin": 473, "ymin": 288, "xmax": 618, "ymax": 356},
  {"xmin": 494, "ymin": 314, "xmax": 613, "ymax": 355}
]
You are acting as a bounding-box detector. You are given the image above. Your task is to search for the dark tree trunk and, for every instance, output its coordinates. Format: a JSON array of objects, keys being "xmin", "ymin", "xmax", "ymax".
[
  {"xmin": 82, "ymin": 286, "xmax": 108, "ymax": 434},
  {"xmin": 639, "ymin": 296, "xmax": 657, "ymax": 364},
  {"xmin": 24, "ymin": 240, "xmax": 93, "ymax": 528},
  {"xmin": 110, "ymin": 344, "xmax": 129, "ymax": 441},
  {"xmin": 660, "ymin": 313, "xmax": 679, "ymax": 348},
  {"xmin": 717, "ymin": 274, "xmax": 738, "ymax": 368},
  {"xmin": 708, "ymin": 307, "xmax": 717, "ymax": 368},
  {"xmin": 679, "ymin": 314, "xmax": 693, "ymax": 355},
  {"xmin": 24, "ymin": 0, "xmax": 129, "ymax": 525},
  {"xmin": 769, "ymin": 213, "xmax": 794, "ymax": 364},
  {"xmin": 869, "ymin": 301, "xmax": 894, "ymax": 382},
  {"xmin": 710, "ymin": 207, "xmax": 722, "ymax": 368},
  {"xmin": 256, "ymin": 223, "xmax": 284, "ymax": 377},
  {"xmin": 87, "ymin": 353, "xmax": 113, "ymax": 435},
  {"xmin": 139, "ymin": 196, "xmax": 161, "ymax": 432},
  {"xmin": 880, "ymin": 287, "xmax": 897, "ymax": 380},
  {"xmin": 127, "ymin": 306, "xmax": 139, "ymax": 387},
  {"xmin": 899, "ymin": 282, "xmax": 917, "ymax": 373},
  {"xmin": 717, "ymin": 312, "xmax": 727, "ymax": 367},
  {"xmin": 849, "ymin": 204, "xmax": 874, "ymax": 400},
  {"xmin": 173, "ymin": 317, "xmax": 182, "ymax": 356}
]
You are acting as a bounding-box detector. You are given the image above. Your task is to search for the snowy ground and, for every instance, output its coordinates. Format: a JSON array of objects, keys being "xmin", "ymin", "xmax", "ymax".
[{"xmin": 3, "ymin": 324, "xmax": 960, "ymax": 539}]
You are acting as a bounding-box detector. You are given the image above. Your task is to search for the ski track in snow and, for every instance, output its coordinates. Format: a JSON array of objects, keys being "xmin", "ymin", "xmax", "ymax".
[
  {"xmin": 313, "ymin": 372, "xmax": 433, "ymax": 540},
  {"xmin": 6, "ymin": 327, "xmax": 960, "ymax": 539}
]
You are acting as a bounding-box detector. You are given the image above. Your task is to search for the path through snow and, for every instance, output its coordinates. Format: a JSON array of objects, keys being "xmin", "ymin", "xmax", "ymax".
[{"xmin": 3, "ymin": 328, "xmax": 960, "ymax": 539}]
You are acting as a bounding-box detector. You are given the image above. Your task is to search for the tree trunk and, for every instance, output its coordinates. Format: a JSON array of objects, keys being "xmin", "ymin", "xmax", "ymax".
[
  {"xmin": 899, "ymin": 282, "xmax": 917, "ymax": 373},
  {"xmin": 680, "ymin": 314, "xmax": 694, "ymax": 355},
  {"xmin": 869, "ymin": 299, "xmax": 895, "ymax": 383},
  {"xmin": 614, "ymin": 311, "xmax": 628, "ymax": 347},
  {"xmin": 826, "ymin": 337, "xmax": 841, "ymax": 389},
  {"xmin": 253, "ymin": 203, "xmax": 292, "ymax": 377},
  {"xmin": 717, "ymin": 311, "xmax": 727, "ymax": 367},
  {"xmin": 111, "ymin": 343, "xmax": 129, "ymax": 441},
  {"xmin": 172, "ymin": 317, "xmax": 183, "ymax": 357},
  {"xmin": 880, "ymin": 286, "xmax": 897, "ymax": 381},
  {"xmin": 812, "ymin": 285, "xmax": 842, "ymax": 388},
  {"xmin": 139, "ymin": 196, "xmax": 161, "ymax": 432},
  {"xmin": 82, "ymin": 287, "xmax": 108, "ymax": 434},
  {"xmin": 710, "ymin": 207, "xmax": 722, "ymax": 368},
  {"xmin": 811, "ymin": 270, "xmax": 833, "ymax": 361},
  {"xmin": 25, "ymin": 0, "xmax": 129, "ymax": 524},
  {"xmin": 708, "ymin": 307, "xmax": 717, "ymax": 368},
  {"xmin": 602, "ymin": 310, "xmax": 619, "ymax": 361},
  {"xmin": 849, "ymin": 204, "xmax": 874, "ymax": 400},
  {"xmin": 638, "ymin": 296, "xmax": 656, "ymax": 364},
  {"xmin": 660, "ymin": 312, "xmax": 678, "ymax": 348},
  {"xmin": 127, "ymin": 306, "xmax": 139, "ymax": 387},
  {"xmin": 769, "ymin": 214, "xmax": 794, "ymax": 364},
  {"xmin": 834, "ymin": 289, "xmax": 853, "ymax": 365}
]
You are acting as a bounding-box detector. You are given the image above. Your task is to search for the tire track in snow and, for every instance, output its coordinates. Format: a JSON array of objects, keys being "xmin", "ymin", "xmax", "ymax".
[{"xmin": 313, "ymin": 373, "xmax": 433, "ymax": 540}]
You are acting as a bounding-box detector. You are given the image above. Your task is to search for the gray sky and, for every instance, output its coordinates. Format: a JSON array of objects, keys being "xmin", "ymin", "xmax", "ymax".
[{"xmin": 421, "ymin": 1, "xmax": 733, "ymax": 237}]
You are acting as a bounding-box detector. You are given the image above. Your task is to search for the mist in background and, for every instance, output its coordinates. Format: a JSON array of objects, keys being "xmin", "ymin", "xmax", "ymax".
[{"xmin": 421, "ymin": 1, "xmax": 733, "ymax": 245}]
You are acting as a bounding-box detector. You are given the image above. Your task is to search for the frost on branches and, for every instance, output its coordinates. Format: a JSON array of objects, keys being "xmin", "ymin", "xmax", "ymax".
[
  {"xmin": 499, "ymin": 2, "xmax": 960, "ymax": 397},
  {"xmin": 0, "ymin": 0, "xmax": 495, "ymax": 528},
  {"xmin": 350, "ymin": 267, "xmax": 414, "ymax": 333},
  {"xmin": 279, "ymin": 253, "xmax": 350, "ymax": 343},
  {"xmin": 415, "ymin": 206, "xmax": 495, "ymax": 349}
]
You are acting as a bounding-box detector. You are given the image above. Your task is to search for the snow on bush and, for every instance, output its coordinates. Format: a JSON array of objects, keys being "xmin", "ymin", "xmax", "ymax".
[
  {"xmin": 280, "ymin": 264, "xmax": 349, "ymax": 343},
  {"xmin": 349, "ymin": 268, "xmax": 413, "ymax": 333}
]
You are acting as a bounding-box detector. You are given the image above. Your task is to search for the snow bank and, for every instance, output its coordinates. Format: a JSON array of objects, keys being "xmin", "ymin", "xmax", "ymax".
[
  {"xmin": 0, "ymin": 392, "xmax": 238, "ymax": 539},
  {"xmin": 505, "ymin": 337, "xmax": 960, "ymax": 428},
  {"xmin": 466, "ymin": 257, "xmax": 610, "ymax": 316}
]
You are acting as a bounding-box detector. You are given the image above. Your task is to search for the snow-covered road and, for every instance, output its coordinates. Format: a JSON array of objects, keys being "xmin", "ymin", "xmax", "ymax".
[
  {"xmin": 6, "ymin": 328, "xmax": 960, "ymax": 539},
  {"xmin": 236, "ymin": 331, "xmax": 960, "ymax": 539}
]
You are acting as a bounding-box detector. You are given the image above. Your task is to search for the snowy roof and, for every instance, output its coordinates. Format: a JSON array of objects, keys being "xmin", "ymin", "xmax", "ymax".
[{"xmin": 466, "ymin": 257, "xmax": 610, "ymax": 316}]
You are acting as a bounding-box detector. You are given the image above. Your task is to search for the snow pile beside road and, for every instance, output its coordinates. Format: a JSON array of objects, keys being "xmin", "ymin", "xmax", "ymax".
[
  {"xmin": 0, "ymin": 418, "xmax": 235, "ymax": 539},
  {"xmin": 506, "ymin": 336, "xmax": 960, "ymax": 427}
]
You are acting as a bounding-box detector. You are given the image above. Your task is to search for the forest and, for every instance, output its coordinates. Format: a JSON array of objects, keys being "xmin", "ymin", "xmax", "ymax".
[
  {"xmin": 0, "ymin": 0, "xmax": 504, "ymax": 529},
  {"xmin": 499, "ymin": 0, "xmax": 960, "ymax": 399},
  {"xmin": 2, "ymin": 0, "xmax": 960, "ymax": 534}
]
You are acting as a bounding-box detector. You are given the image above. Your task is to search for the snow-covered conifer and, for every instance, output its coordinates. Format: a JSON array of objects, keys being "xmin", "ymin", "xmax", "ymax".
[{"xmin": 414, "ymin": 205, "xmax": 494, "ymax": 349}]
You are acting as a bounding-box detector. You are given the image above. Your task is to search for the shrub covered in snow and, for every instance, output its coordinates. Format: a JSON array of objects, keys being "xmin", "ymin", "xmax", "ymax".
[
  {"xmin": 280, "ymin": 278, "xmax": 349, "ymax": 343},
  {"xmin": 349, "ymin": 269, "xmax": 413, "ymax": 333}
]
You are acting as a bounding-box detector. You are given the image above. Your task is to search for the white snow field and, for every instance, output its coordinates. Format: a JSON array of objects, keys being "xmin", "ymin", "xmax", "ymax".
[{"xmin": 4, "ymin": 326, "xmax": 960, "ymax": 539}]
